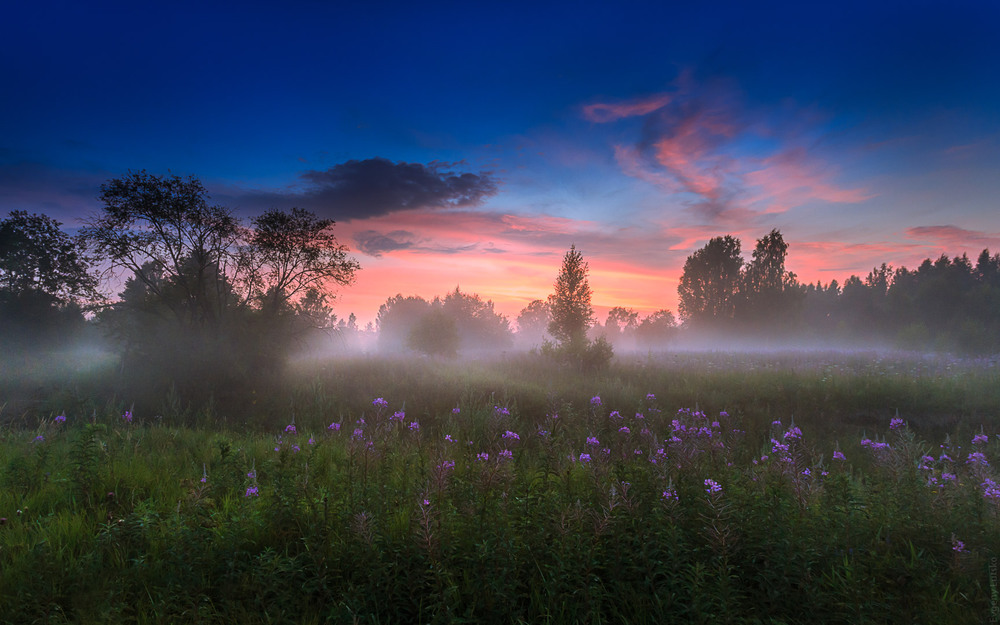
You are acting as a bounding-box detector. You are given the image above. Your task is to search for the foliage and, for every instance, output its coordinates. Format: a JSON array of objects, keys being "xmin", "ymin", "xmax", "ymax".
[
  {"xmin": 407, "ymin": 308, "xmax": 460, "ymax": 357},
  {"xmin": 1, "ymin": 353, "xmax": 997, "ymax": 623},
  {"xmin": 678, "ymin": 235, "xmax": 743, "ymax": 326},
  {"xmin": 0, "ymin": 211, "xmax": 98, "ymax": 348},
  {"xmin": 547, "ymin": 244, "xmax": 594, "ymax": 348},
  {"xmin": 378, "ymin": 288, "xmax": 512, "ymax": 355}
]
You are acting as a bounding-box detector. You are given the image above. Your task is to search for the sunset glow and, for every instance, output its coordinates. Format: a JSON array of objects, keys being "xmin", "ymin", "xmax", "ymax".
[{"xmin": 2, "ymin": 1, "xmax": 998, "ymax": 326}]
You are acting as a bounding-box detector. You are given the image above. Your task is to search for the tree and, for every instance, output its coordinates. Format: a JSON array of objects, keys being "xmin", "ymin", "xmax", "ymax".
[
  {"xmin": 515, "ymin": 299, "xmax": 550, "ymax": 346},
  {"xmin": 544, "ymin": 245, "xmax": 612, "ymax": 369},
  {"xmin": 439, "ymin": 287, "xmax": 513, "ymax": 351},
  {"xmin": 407, "ymin": 308, "xmax": 459, "ymax": 357},
  {"xmin": 635, "ymin": 310, "xmax": 677, "ymax": 348},
  {"xmin": 376, "ymin": 294, "xmax": 432, "ymax": 352},
  {"xmin": 0, "ymin": 211, "xmax": 98, "ymax": 347},
  {"xmin": 678, "ymin": 235, "xmax": 743, "ymax": 326},
  {"xmin": 739, "ymin": 229, "xmax": 802, "ymax": 331},
  {"xmin": 246, "ymin": 207, "xmax": 359, "ymax": 317},
  {"xmin": 547, "ymin": 245, "xmax": 594, "ymax": 348}
]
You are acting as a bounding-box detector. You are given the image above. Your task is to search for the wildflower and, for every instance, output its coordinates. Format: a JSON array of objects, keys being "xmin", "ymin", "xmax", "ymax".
[
  {"xmin": 771, "ymin": 420, "xmax": 782, "ymax": 427},
  {"xmin": 590, "ymin": 395, "xmax": 602, "ymax": 406},
  {"xmin": 493, "ymin": 406, "xmax": 510, "ymax": 417},
  {"xmin": 634, "ymin": 449, "xmax": 643, "ymax": 455},
  {"xmin": 351, "ymin": 428, "xmax": 364, "ymax": 440},
  {"xmin": 452, "ymin": 406, "xmax": 461, "ymax": 414},
  {"xmin": 245, "ymin": 486, "xmax": 259, "ymax": 497},
  {"xmin": 54, "ymin": 414, "xmax": 67, "ymax": 424},
  {"xmin": 476, "ymin": 452, "xmax": 490, "ymax": 462},
  {"xmin": 833, "ymin": 450, "xmax": 846, "ymax": 461},
  {"xmin": 328, "ymin": 422, "xmax": 341, "ymax": 431},
  {"xmin": 586, "ymin": 436, "xmax": 600, "ymax": 447},
  {"xmin": 122, "ymin": 410, "xmax": 133, "ymax": 424},
  {"xmin": 783, "ymin": 426, "xmax": 803, "ymax": 441},
  {"xmin": 645, "ymin": 393, "xmax": 655, "ymax": 402},
  {"xmin": 537, "ymin": 428, "xmax": 550, "ymax": 437},
  {"xmin": 609, "ymin": 410, "xmax": 622, "ymax": 421},
  {"xmin": 966, "ymin": 452, "xmax": 989, "ymax": 466},
  {"xmin": 578, "ymin": 453, "xmax": 592, "ymax": 463},
  {"xmin": 284, "ymin": 424, "xmax": 296, "ymax": 434},
  {"xmin": 408, "ymin": 421, "xmax": 420, "ymax": 431},
  {"xmin": 422, "ymin": 498, "xmax": 431, "ymax": 506},
  {"xmin": 712, "ymin": 421, "xmax": 721, "ymax": 429},
  {"xmin": 889, "ymin": 417, "xmax": 905, "ymax": 430},
  {"xmin": 601, "ymin": 448, "xmax": 610, "ymax": 456},
  {"xmin": 801, "ymin": 468, "xmax": 811, "ymax": 477},
  {"xmin": 498, "ymin": 449, "xmax": 513, "ymax": 461},
  {"xmin": 982, "ymin": 479, "xmax": 1000, "ymax": 500},
  {"xmin": 372, "ymin": 397, "xmax": 389, "ymax": 409},
  {"xmin": 618, "ymin": 426, "xmax": 631, "ymax": 434},
  {"xmin": 951, "ymin": 535, "xmax": 966, "ymax": 553},
  {"xmin": 437, "ymin": 460, "xmax": 455, "ymax": 472},
  {"xmin": 972, "ymin": 432, "xmax": 988, "ymax": 445},
  {"xmin": 941, "ymin": 472, "xmax": 957, "ymax": 482},
  {"xmin": 940, "ymin": 453, "xmax": 953, "ymax": 463},
  {"xmin": 771, "ymin": 439, "xmax": 790, "ymax": 455},
  {"xmin": 33, "ymin": 435, "xmax": 44, "ymax": 443},
  {"xmin": 502, "ymin": 430, "xmax": 520, "ymax": 442},
  {"xmin": 308, "ymin": 437, "xmax": 315, "ymax": 446},
  {"xmin": 635, "ymin": 412, "xmax": 645, "ymax": 420},
  {"xmin": 719, "ymin": 411, "xmax": 729, "ymax": 417},
  {"xmin": 704, "ymin": 479, "xmax": 722, "ymax": 494},
  {"xmin": 390, "ymin": 411, "xmax": 406, "ymax": 423},
  {"xmin": 661, "ymin": 489, "xmax": 678, "ymax": 501},
  {"xmin": 444, "ymin": 434, "xmax": 455, "ymax": 443},
  {"xmin": 201, "ymin": 464, "xmax": 208, "ymax": 483}
]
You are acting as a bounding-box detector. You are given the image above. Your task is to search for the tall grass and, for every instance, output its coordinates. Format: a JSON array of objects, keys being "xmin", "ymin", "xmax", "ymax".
[{"xmin": 0, "ymin": 350, "xmax": 997, "ymax": 623}]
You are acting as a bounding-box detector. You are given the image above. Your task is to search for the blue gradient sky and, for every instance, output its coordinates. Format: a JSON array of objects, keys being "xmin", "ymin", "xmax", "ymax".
[{"xmin": 3, "ymin": 0, "xmax": 999, "ymax": 324}]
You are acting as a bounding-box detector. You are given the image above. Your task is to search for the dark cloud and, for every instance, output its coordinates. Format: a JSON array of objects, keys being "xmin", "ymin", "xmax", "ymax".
[
  {"xmin": 232, "ymin": 158, "xmax": 499, "ymax": 220},
  {"xmin": 353, "ymin": 230, "xmax": 416, "ymax": 257}
]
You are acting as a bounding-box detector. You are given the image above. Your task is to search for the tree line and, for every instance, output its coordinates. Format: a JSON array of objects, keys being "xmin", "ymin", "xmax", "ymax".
[{"xmin": 4, "ymin": 170, "xmax": 1000, "ymax": 393}]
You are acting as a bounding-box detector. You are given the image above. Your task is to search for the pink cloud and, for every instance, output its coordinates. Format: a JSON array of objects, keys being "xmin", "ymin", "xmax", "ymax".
[
  {"xmin": 582, "ymin": 93, "xmax": 674, "ymax": 123},
  {"xmin": 905, "ymin": 225, "xmax": 1000, "ymax": 252}
]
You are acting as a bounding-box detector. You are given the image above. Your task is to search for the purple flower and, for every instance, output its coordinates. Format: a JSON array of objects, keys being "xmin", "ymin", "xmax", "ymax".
[
  {"xmin": 390, "ymin": 411, "xmax": 406, "ymax": 423},
  {"xmin": 618, "ymin": 426, "xmax": 630, "ymax": 434},
  {"xmin": 889, "ymin": 417, "xmax": 905, "ymax": 430},
  {"xmin": 351, "ymin": 428, "xmax": 364, "ymax": 440},
  {"xmin": 645, "ymin": 393, "xmax": 656, "ymax": 402},
  {"xmin": 783, "ymin": 426, "xmax": 803, "ymax": 441},
  {"xmin": 661, "ymin": 489, "xmax": 678, "ymax": 501},
  {"xmin": 590, "ymin": 396, "xmax": 602, "ymax": 407},
  {"xmin": 372, "ymin": 397, "xmax": 389, "ymax": 409},
  {"xmin": 437, "ymin": 460, "xmax": 455, "ymax": 472},
  {"xmin": 537, "ymin": 428, "xmax": 550, "ymax": 437},
  {"xmin": 452, "ymin": 407, "xmax": 461, "ymax": 414},
  {"xmin": 284, "ymin": 424, "xmax": 296, "ymax": 434},
  {"xmin": 704, "ymin": 479, "xmax": 722, "ymax": 494},
  {"xmin": 578, "ymin": 453, "xmax": 592, "ymax": 463},
  {"xmin": 972, "ymin": 432, "xmax": 988, "ymax": 445},
  {"xmin": 493, "ymin": 406, "xmax": 510, "ymax": 417},
  {"xmin": 586, "ymin": 436, "xmax": 600, "ymax": 447},
  {"xmin": 982, "ymin": 479, "xmax": 1000, "ymax": 500},
  {"xmin": 33, "ymin": 435, "xmax": 45, "ymax": 443},
  {"xmin": 54, "ymin": 414, "xmax": 67, "ymax": 424},
  {"xmin": 328, "ymin": 422, "xmax": 341, "ymax": 431},
  {"xmin": 476, "ymin": 452, "xmax": 490, "ymax": 462},
  {"xmin": 444, "ymin": 434, "xmax": 455, "ymax": 443},
  {"xmin": 966, "ymin": 452, "xmax": 989, "ymax": 466},
  {"xmin": 951, "ymin": 535, "xmax": 966, "ymax": 553},
  {"xmin": 833, "ymin": 450, "xmax": 846, "ymax": 461},
  {"xmin": 502, "ymin": 430, "xmax": 520, "ymax": 442},
  {"xmin": 122, "ymin": 410, "xmax": 133, "ymax": 424},
  {"xmin": 308, "ymin": 437, "xmax": 315, "ymax": 446},
  {"xmin": 498, "ymin": 449, "xmax": 513, "ymax": 461},
  {"xmin": 408, "ymin": 421, "xmax": 420, "ymax": 431},
  {"xmin": 245, "ymin": 486, "xmax": 259, "ymax": 497}
]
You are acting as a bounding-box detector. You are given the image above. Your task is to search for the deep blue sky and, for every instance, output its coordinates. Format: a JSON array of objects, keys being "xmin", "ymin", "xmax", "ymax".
[{"xmin": 3, "ymin": 0, "xmax": 999, "ymax": 322}]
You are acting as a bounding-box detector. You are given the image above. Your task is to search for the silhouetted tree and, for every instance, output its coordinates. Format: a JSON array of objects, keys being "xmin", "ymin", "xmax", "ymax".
[
  {"xmin": 515, "ymin": 299, "xmax": 551, "ymax": 346},
  {"xmin": 678, "ymin": 235, "xmax": 743, "ymax": 326},
  {"xmin": 407, "ymin": 308, "xmax": 460, "ymax": 357},
  {"xmin": 0, "ymin": 211, "xmax": 98, "ymax": 347},
  {"xmin": 634, "ymin": 309, "xmax": 677, "ymax": 349},
  {"xmin": 377, "ymin": 294, "xmax": 432, "ymax": 352},
  {"xmin": 738, "ymin": 229, "xmax": 803, "ymax": 332},
  {"xmin": 547, "ymin": 245, "xmax": 594, "ymax": 348}
]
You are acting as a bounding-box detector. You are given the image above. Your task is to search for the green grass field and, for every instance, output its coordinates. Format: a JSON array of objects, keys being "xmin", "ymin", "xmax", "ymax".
[{"xmin": 1, "ymin": 350, "xmax": 998, "ymax": 623}]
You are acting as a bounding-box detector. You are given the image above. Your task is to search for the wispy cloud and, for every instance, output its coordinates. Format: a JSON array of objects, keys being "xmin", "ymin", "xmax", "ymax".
[
  {"xmin": 589, "ymin": 75, "xmax": 871, "ymax": 224},
  {"xmin": 905, "ymin": 225, "xmax": 1000, "ymax": 252}
]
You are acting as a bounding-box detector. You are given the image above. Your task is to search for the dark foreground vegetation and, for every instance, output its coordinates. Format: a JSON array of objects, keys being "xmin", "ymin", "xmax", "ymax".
[{"xmin": 1, "ymin": 351, "xmax": 998, "ymax": 624}]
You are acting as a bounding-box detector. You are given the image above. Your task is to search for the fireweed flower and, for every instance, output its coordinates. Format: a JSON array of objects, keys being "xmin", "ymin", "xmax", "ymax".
[
  {"xmin": 941, "ymin": 472, "xmax": 958, "ymax": 483},
  {"xmin": 502, "ymin": 430, "xmax": 520, "ymax": 442},
  {"xmin": 201, "ymin": 464, "xmax": 208, "ymax": 483},
  {"xmin": 586, "ymin": 436, "xmax": 600, "ymax": 447},
  {"xmin": 437, "ymin": 460, "xmax": 455, "ymax": 472},
  {"xmin": 951, "ymin": 535, "xmax": 967, "ymax": 553},
  {"xmin": 452, "ymin": 407, "xmax": 461, "ymax": 414},
  {"xmin": 308, "ymin": 437, "xmax": 315, "ymax": 446},
  {"xmin": 966, "ymin": 452, "xmax": 989, "ymax": 466},
  {"xmin": 408, "ymin": 421, "xmax": 420, "ymax": 431},
  {"xmin": 328, "ymin": 422, "xmax": 341, "ymax": 431},
  {"xmin": 578, "ymin": 453, "xmax": 592, "ymax": 463},
  {"xmin": 972, "ymin": 432, "xmax": 988, "ymax": 445},
  {"xmin": 390, "ymin": 411, "xmax": 406, "ymax": 423},
  {"xmin": 33, "ymin": 435, "xmax": 44, "ymax": 443},
  {"xmin": 982, "ymin": 478, "xmax": 1000, "ymax": 500},
  {"xmin": 444, "ymin": 434, "xmax": 455, "ymax": 443},
  {"xmin": 590, "ymin": 395, "xmax": 602, "ymax": 407},
  {"xmin": 351, "ymin": 428, "xmax": 364, "ymax": 440},
  {"xmin": 245, "ymin": 486, "xmax": 259, "ymax": 498},
  {"xmin": 662, "ymin": 489, "xmax": 678, "ymax": 501},
  {"xmin": 498, "ymin": 449, "xmax": 513, "ymax": 461},
  {"xmin": 284, "ymin": 424, "xmax": 296, "ymax": 434},
  {"xmin": 493, "ymin": 406, "xmax": 510, "ymax": 417},
  {"xmin": 618, "ymin": 426, "xmax": 631, "ymax": 434},
  {"xmin": 833, "ymin": 450, "xmax": 846, "ymax": 461},
  {"xmin": 476, "ymin": 452, "xmax": 489, "ymax": 462},
  {"xmin": 783, "ymin": 426, "xmax": 803, "ymax": 441},
  {"xmin": 609, "ymin": 410, "xmax": 622, "ymax": 421},
  {"xmin": 537, "ymin": 428, "xmax": 550, "ymax": 437},
  {"xmin": 372, "ymin": 397, "xmax": 389, "ymax": 409},
  {"xmin": 54, "ymin": 414, "xmax": 66, "ymax": 424},
  {"xmin": 889, "ymin": 417, "xmax": 905, "ymax": 430},
  {"xmin": 122, "ymin": 410, "xmax": 133, "ymax": 424},
  {"xmin": 645, "ymin": 393, "xmax": 655, "ymax": 402},
  {"xmin": 704, "ymin": 479, "xmax": 722, "ymax": 494}
]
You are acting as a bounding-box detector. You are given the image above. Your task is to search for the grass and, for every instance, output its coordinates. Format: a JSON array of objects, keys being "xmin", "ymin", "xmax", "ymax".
[{"xmin": 0, "ymin": 349, "xmax": 998, "ymax": 623}]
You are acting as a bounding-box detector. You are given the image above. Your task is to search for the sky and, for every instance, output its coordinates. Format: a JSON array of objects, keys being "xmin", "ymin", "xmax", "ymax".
[{"xmin": 3, "ymin": 0, "xmax": 1000, "ymax": 327}]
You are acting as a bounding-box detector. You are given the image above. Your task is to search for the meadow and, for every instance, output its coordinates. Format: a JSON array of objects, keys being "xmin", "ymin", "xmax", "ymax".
[{"xmin": 1, "ymin": 349, "xmax": 998, "ymax": 624}]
